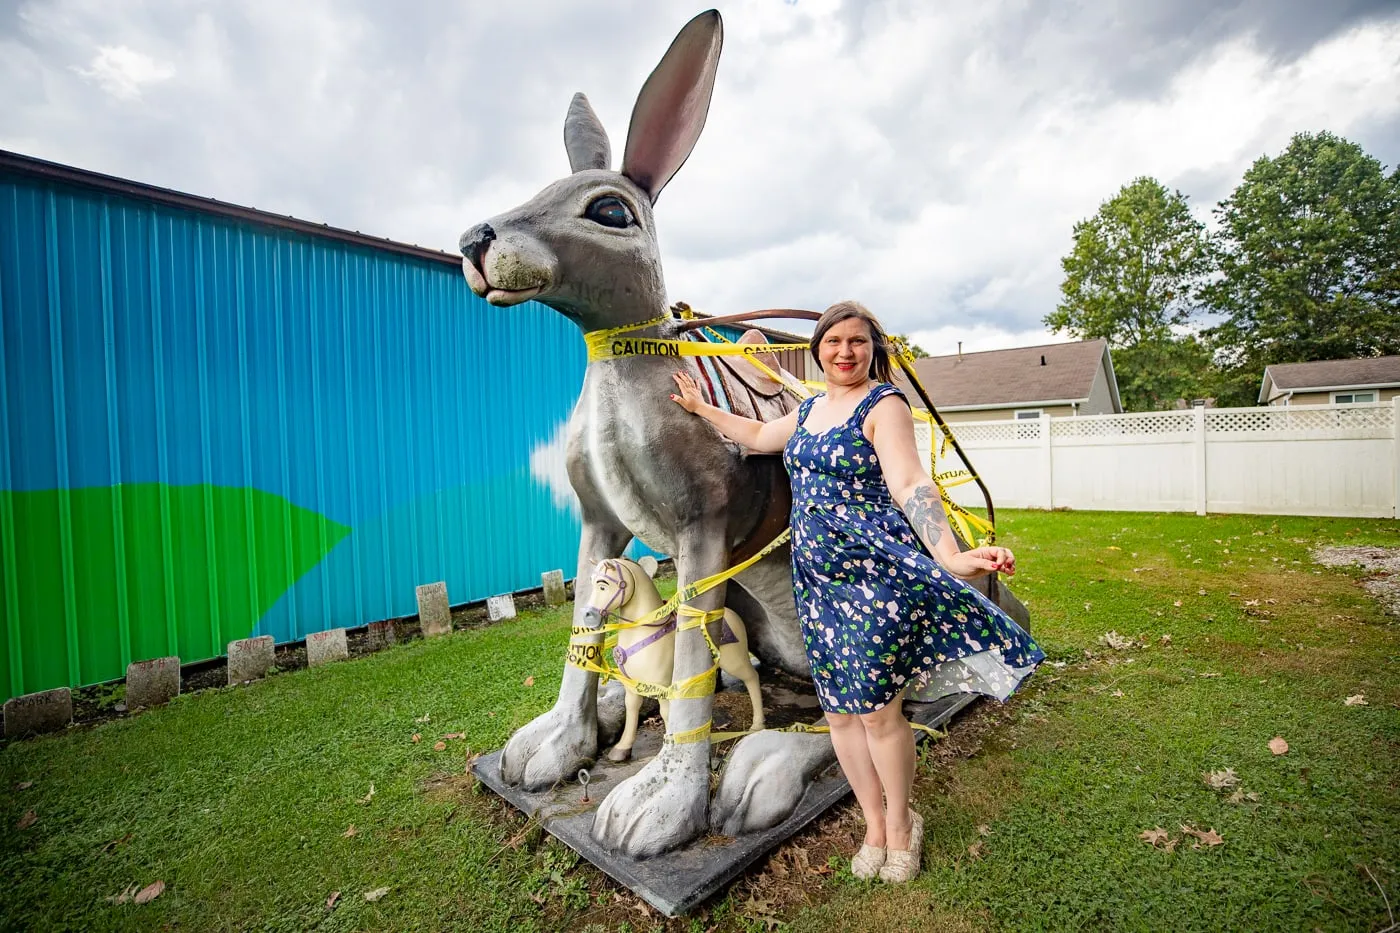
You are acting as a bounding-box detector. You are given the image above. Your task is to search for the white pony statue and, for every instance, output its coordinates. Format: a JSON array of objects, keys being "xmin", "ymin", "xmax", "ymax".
[{"xmin": 583, "ymin": 557, "xmax": 764, "ymax": 762}]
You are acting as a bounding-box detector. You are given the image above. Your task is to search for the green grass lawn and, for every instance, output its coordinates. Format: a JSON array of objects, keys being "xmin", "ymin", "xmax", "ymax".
[{"xmin": 2, "ymin": 511, "xmax": 1398, "ymax": 932}]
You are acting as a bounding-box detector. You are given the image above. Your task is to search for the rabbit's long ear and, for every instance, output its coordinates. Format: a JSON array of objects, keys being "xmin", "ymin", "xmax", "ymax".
[
  {"xmin": 565, "ymin": 93, "xmax": 611, "ymax": 173},
  {"xmin": 621, "ymin": 9, "xmax": 723, "ymax": 203}
]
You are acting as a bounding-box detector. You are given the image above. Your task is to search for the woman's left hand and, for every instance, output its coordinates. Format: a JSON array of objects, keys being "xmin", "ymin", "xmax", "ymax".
[{"xmin": 946, "ymin": 546, "xmax": 1015, "ymax": 579}]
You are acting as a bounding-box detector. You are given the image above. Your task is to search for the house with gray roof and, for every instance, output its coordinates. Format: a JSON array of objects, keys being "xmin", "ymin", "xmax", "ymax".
[
  {"xmin": 1258, "ymin": 355, "xmax": 1400, "ymax": 406},
  {"xmin": 899, "ymin": 338, "xmax": 1122, "ymax": 422}
]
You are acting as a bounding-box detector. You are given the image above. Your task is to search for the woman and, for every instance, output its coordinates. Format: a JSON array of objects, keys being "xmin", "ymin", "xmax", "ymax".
[{"xmin": 670, "ymin": 301, "xmax": 1043, "ymax": 883}]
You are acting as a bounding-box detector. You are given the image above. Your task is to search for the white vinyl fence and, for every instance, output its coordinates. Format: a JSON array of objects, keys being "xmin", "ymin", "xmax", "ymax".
[{"xmin": 916, "ymin": 400, "xmax": 1399, "ymax": 519}]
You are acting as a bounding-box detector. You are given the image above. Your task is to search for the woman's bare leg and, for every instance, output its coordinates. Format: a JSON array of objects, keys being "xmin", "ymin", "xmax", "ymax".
[
  {"xmin": 827, "ymin": 712, "xmax": 887, "ymax": 846},
  {"xmin": 860, "ymin": 699, "xmax": 916, "ymax": 850}
]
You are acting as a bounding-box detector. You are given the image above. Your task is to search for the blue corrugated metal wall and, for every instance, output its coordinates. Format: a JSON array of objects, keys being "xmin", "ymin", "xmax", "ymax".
[{"xmin": 1, "ymin": 166, "xmax": 591, "ymax": 700}]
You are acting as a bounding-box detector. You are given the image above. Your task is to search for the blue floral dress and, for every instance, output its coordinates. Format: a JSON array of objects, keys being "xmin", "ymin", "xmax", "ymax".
[{"xmin": 782, "ymin": 383, "xmax": 1044, "ymax": 713}]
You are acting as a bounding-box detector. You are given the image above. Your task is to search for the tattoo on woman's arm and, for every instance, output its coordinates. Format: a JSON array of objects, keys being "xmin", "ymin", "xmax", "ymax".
[{"xmin": 901, "ymin": 484, "xmax": 944, "ymax": 551}]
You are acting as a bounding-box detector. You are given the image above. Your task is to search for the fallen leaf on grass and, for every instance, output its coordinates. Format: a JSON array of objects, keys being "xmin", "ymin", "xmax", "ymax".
[
  {"xmin": 1225, "ymin": 790, "xmax": 1260, "ymax": 805},
  {"xmin": 1180, "ymin": 825, "xmax": 1224, "ymax": 848},
  {"xmin": 357, "ymin": 783, "xmax": 376, "ymax": 805},
  {"xmin": 1111, "ymin": 689, "xmax": 1125, "ymax": 698},
  {"xmin": 15, "ymin": 781, "xmax": 33, "ymax": 791},
  {"xmin": 1268, "ymin": 737, "xmax": 1289, "ymax": 756},
  {"xmin": 743, "ymin": 895, "xmax": 778, "ymax": 928},
  {"xmin": 976, "ymin": 824, "xmax": 992, "ymax": 837},
  {"xmin": 326, "ymin": 891, "xmax": 340, "ymax": 909},
  {"xmin": 523, "ymin": 676, "xmax": 535, "ymax": 687},
  {"xmin": 363, "ymin": 887, "xmax": 389, "ymax": 903},
  {"xmin": 1160, "ymin": 634, "xmax": 1173, "ymax": 646},
  {"xmin": 411, "ymin": 733, "xmax": 422, "ymax": 744},
  {"xmin": 1243, "ymin": 599, "xmax": 1260, "ymax": 607},
  {"xmin": 133, "ymin": 881, "xmax": 165, "ymax": 905},
  {"xmin": 16, "ymin": 810, "xmax": 37, "ymax": 831},
  {"xmin": 1199, "ymin": 672, "xmax": 1222, "ymax": 679},
  {"xmin": 789, "ymin": 846, "xmax": 810, "ymax": 873},
  {"xmin": 105, "ymin": 884, "xmax": 140, "ymax": 905},
  {"xmin": 1202, "ymin": 768, "xmax": 1240, "ymax": 791},
  {"xmin": 1139, "ymin": 828, "xmax": 1169, "ymax": 847},
  {"xmin": 415, "ymin": 713, "xmax": 431, "ymax": 724},
  {"xmin": 1098, "ymin": 631, "xmax": 1138, "ymax": 650},
  {"xmin": 442, "ymin": 732, "xmax": 465, "ymax": 740},
  {"xmin": 1344, "ymin": 695, "xmax": 1368, "ymax": 707},
  {"xmin": 1197, "ymin": 589, "xmax": 1207, "ymax": 596},
  {"xmin": 433, "ymin": 741, "xmax": 447, "ymax": 751},
  {"xmin": 967, "ymin": 840, "xmax": 985, "ymax": 859},
  {"xmin": 342, "ymin": 825, "xmax": 358, "ymax": 838},
  {"xmin": 1172, "ymin": 600, "xmax": 1182, "ymax": 607}
]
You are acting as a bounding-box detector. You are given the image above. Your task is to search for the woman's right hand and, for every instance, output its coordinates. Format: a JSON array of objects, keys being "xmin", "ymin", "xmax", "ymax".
[{"xmin": 670, "ymin": 371, "xmax": 704, "ymax": 414}]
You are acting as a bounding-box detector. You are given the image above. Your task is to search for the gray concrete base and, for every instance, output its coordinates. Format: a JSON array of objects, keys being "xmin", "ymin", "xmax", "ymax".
[
  {"xmin": 487, "ymin": 594, "xmax": 516, "ymax": 622},
  {"xmin": 417, "ymin": 582, "xmax": 451, "ymax": 637},
  {"xmin": 473, "ymin": 687, "xmax": 974, "ymax": 917},
  {"xmin": 126, "ymin": 657, "xmax": 180, "ymax": 709},
  {"xmin": 366, "ymin": 620, "xmax": 397, "ymax": 650},
  {"xmin": 3, "ymin": 687, "xmax": 74, "ymax": 738},
  {"xmin": 542, "ymin": 570, "xmax": 567, "ymax": 606},
  {"xmin": 307, "ymin": 628, "xmax": 348, "ymax": 667},
  {"xmin": 227, "ymin": 635, "xmax": 275, "ymax": 684}
]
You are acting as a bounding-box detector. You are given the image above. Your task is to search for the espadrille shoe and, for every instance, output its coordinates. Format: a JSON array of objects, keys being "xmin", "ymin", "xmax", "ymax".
[
  {"xmin": 878, "ymin": 809, "xmax": 924, "ymax": 884},
  {"xmin": 851, "ymin": 843, "xmax": 886, "ymax": 880}
]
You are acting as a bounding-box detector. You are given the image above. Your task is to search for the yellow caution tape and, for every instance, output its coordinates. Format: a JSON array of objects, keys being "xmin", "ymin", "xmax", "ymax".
[
  {"xmin": 564, "ymin": 311, "xmax": 999, "ymax": 742},
  {"xmin": 665, "ymin": 722, "xmax": 713, "ymax": 745}
]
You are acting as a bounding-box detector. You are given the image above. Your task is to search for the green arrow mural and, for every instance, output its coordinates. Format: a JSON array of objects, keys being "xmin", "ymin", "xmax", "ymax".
[{"xmin": 2, "ymin": 484, "xmax": 350, "ymax": 700}]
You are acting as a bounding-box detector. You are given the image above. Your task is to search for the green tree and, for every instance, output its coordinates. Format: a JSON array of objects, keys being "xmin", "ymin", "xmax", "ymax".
[
  {"xmin": 1203, "ymin": 131, "xmax": 1400, "ymax": 406},
  {"xmin": 1046, "ymin": 177, "xmax": 1213, "ymax": 410}
]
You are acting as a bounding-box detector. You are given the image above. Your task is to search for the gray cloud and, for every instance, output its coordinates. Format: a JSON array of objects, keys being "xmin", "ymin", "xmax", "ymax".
[{"xmin": 3, "ymin": 0, "xmax": 1397, "ymax": 346}]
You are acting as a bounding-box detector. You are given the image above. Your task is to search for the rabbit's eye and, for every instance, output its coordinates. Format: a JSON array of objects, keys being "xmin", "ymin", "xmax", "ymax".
[{"xmin": 585, "ymin": 196, "xmax": 635, "ymax": 229}]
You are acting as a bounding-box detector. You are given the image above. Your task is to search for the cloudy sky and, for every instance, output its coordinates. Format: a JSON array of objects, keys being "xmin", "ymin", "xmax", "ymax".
[{"xmin": 4, "ymin": 0, "xmax": 1399, "ymax": 353}]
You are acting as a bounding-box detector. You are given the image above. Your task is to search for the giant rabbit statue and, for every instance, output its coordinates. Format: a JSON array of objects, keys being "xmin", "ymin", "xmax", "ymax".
[{"xmin": 458, "ymin": 10, "xmax": 1029, "ymax": 859}]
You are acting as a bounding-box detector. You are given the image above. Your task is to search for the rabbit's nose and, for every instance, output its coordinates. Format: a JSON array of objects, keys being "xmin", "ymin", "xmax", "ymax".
[{"xmin": 459, "ymin": 222, "xmax": 496, "ymax": 271}]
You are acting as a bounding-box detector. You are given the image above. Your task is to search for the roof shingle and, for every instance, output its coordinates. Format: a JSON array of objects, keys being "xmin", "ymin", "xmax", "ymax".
[
  {"xmin": 1263, "ymin": 355, "xmax": 1400, "ymax": 392},
  {"xmin": 897, "ymin": 339, "xmax": 1109, "ymax": 409}
]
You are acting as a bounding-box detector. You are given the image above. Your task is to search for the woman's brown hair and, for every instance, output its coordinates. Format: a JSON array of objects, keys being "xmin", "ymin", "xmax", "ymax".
[{"xmin": 809, "ymin": 301, "xmax": 894, "ymax": 384}]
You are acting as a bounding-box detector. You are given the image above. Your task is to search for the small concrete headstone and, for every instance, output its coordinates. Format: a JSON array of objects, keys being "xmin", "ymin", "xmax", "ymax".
[
  {"xmin": 366, "ymin": 620, "xmax": 397, "ymax": 650},
  {"xmin": 306, "ymin": 628, "xmax": 348, "ymax": 667},
  {"xmin": 126, "ymin": 656, "xmax": 180, "ymax": 709},
  {"xmin": 417, "ymin": 582, "xmax": 451, "ymax": 637},
  {"xmin": 227, "ymin": 635, "xmax": 275, "ymax": 684},
  {"xmin": 3, "ymin": 687, "xmax": 73, "ymax": 738},
  {"xmin": 487, "ymin": 594, "xmax": 517, "ymax": 622},
  {"xmin": 542, "ymin": 569, "xmax": 567, "ymax": 606}
]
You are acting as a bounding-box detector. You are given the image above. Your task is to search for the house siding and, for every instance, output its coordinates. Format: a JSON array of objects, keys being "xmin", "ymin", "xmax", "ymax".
[
  {"xmin": 1269, "ymin": 388, "xmax": 1400, "ymax": 406},
  {"xmin": 1082, "ymin": 358, "xmax": 1118, "ymax": 414},
  {"xmin": 938, "ymin": 404, "xmax": 1079, "ymax": 423}
]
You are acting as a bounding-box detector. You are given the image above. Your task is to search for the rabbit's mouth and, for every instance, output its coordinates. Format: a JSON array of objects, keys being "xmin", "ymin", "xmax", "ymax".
[
  {"xmin": 484, "ymin": 284, "xmax": 545, "ymax": 307},
  {"xmin": 460, "ymin": 254, "xmax": 549, "ymax": 306}
]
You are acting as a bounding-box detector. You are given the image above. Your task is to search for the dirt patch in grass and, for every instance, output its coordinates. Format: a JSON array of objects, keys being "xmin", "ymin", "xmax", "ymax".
[
  {"xmin": 791, "ymin": 883, "xmax": 994, "ymax": 933},
  {"xmin": 1312, "ymin": 545, "xmax": 1400, "ymax": 617}
]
